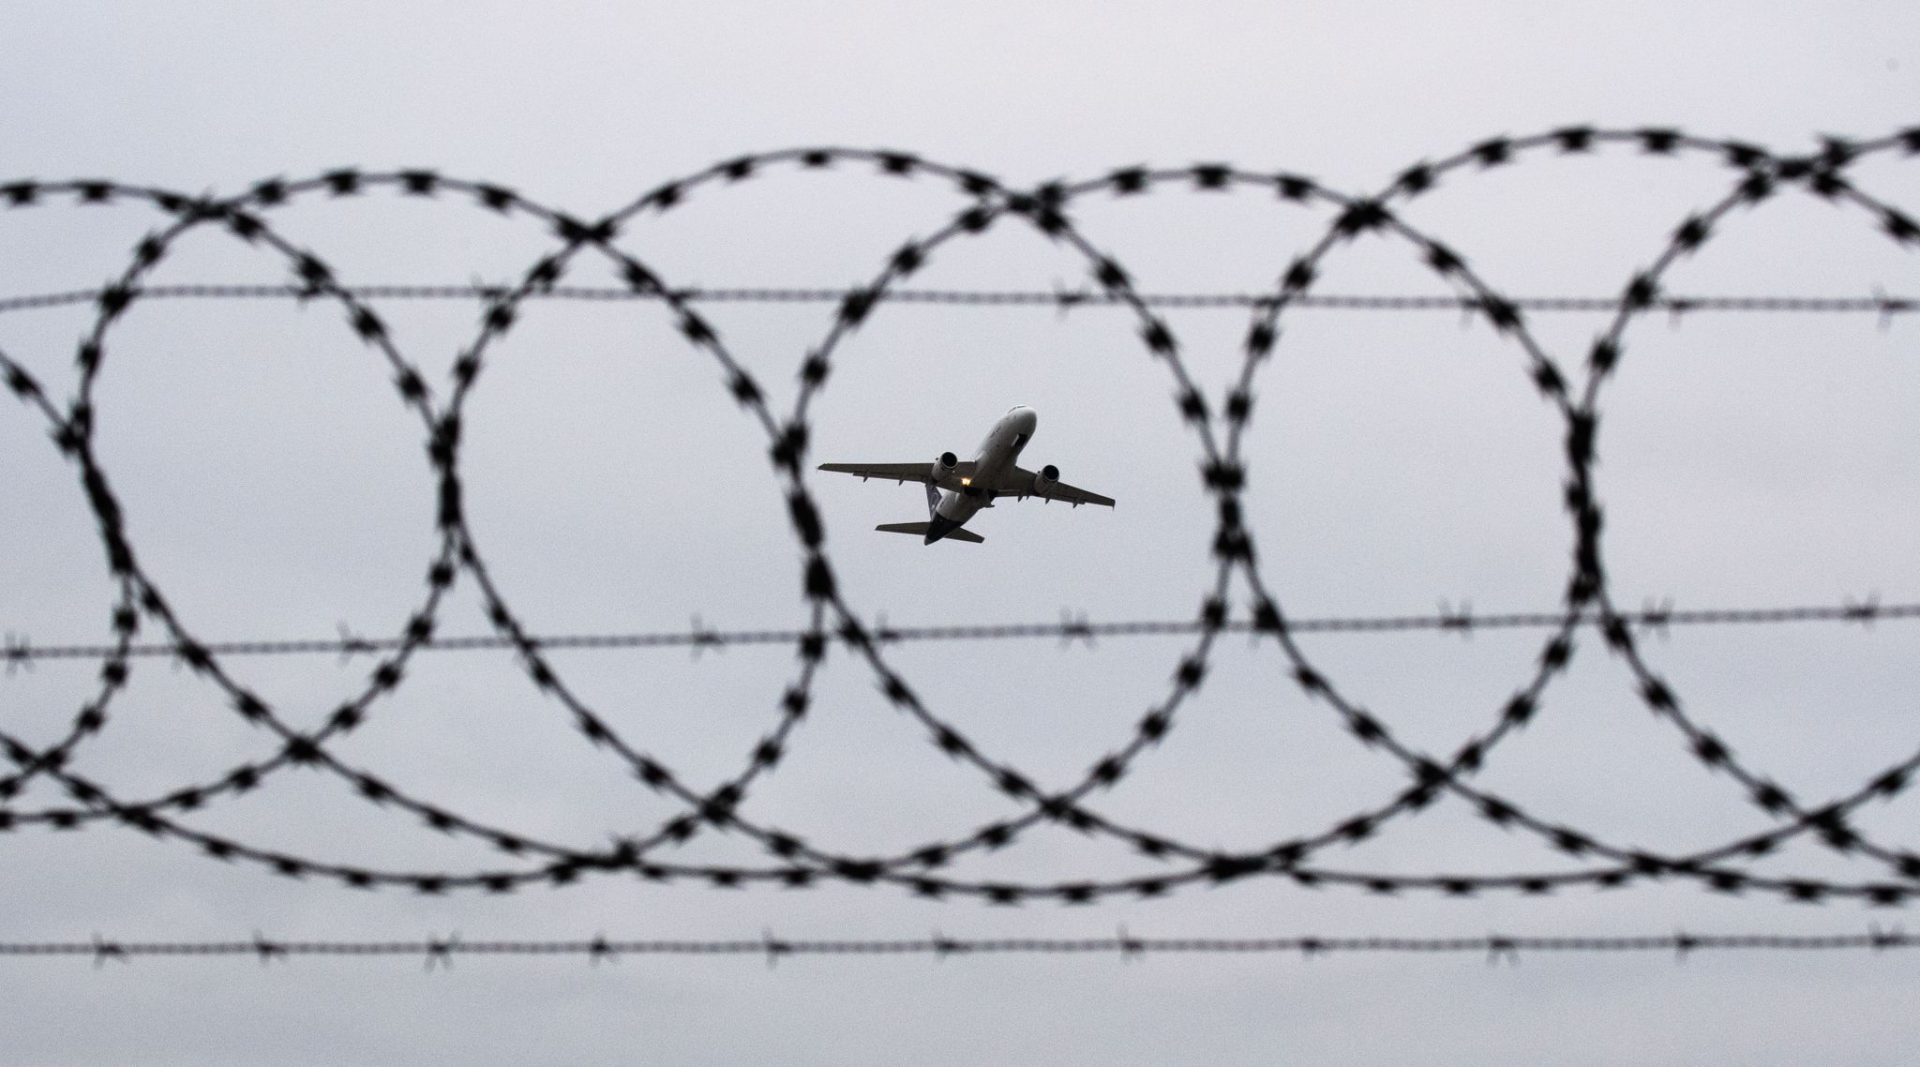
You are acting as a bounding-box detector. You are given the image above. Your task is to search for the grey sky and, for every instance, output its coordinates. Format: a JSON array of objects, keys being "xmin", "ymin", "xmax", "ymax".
[{"xmin": 3, "ymin": 2, "xmax": 1919, "ymax": 1064}]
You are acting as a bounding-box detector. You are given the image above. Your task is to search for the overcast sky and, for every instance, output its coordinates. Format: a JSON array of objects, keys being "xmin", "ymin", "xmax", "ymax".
[{"xmin": 3, "ymin": 2, "xmax": 1919, "ymax": 1064}]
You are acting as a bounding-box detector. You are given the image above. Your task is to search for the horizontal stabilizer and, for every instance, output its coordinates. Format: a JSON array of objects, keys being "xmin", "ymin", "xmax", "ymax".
[{"xmin": 875, "ymin": 521, "xmax": 985, "ymax": 544}]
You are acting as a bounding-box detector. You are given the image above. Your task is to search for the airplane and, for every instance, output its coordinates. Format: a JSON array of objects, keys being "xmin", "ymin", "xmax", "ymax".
[{"xmin": 818, "ymin": 405, "xmax": 1114, "ymax": 545}]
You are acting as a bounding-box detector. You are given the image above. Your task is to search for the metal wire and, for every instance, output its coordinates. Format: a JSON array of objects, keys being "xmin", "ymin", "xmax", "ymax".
[
  {"xmin": 0, "ymin": 283, "xmax": 1913, "ymax": 317},
  {"xmin": 5, "ymin": 599, "xmax": 1913, "ymax": 665},
  {"xmin": 3, "ymin": 929, "xmax": 1911, "ymax": 966},
  {"xmin": 4, "ymin": 126, "xmax": 1920, "ymax": 905}
]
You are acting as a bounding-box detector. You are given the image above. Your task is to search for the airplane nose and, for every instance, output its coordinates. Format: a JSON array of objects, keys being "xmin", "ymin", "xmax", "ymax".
[{"xmin": 1013, "ymin": 407, "xmax": 1037, "ymax": 432}]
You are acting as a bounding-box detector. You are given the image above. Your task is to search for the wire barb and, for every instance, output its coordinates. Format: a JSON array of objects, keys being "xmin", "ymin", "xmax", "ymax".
[{"xmin": 2, "ymin": 632, "xmax": 31, "ymax": 675}]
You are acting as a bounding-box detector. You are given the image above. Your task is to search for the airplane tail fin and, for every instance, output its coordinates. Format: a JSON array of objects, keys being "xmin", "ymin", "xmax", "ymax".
[{"xmin": 876, "ymin": 522, "xmax": 985, "ymax": 544}]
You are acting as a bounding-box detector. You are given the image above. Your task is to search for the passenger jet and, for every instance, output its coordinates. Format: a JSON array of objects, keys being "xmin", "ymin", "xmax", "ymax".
[{"xmin": 818, "ymin": 406, "xmax": 1114, "ymax": 544}]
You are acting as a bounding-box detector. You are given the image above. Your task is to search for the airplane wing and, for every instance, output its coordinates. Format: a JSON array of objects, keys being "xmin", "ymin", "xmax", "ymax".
[
  {"xmin": 989, "ymin": 466, "xmax": 1115, "ymax": 508},
  {"xmin": 818, "ymin": 461, "xmax": 977, "ymax": 494}
]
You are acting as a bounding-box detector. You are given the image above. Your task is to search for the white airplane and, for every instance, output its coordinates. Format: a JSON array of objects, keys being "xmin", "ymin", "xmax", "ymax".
[{"xmin": 818, "ymin": 406, "xmax": 1114, "ymax": 545}]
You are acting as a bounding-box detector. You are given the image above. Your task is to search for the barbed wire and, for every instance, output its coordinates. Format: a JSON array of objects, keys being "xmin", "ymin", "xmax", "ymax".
[
  {"xmin": 2, "ymin": 928, "xmax": 1911, "ymax": 966},
  {"xmin": 3, "ymin": 126, "xmax": 1919, "ymax": 905},
  {"xmin": 4, "ymin": 597, "xmax": 1913, "ymax": 665},
  {"xmin": 0, "ymin": 282, "xmax": 1914, "ymax": 318}
]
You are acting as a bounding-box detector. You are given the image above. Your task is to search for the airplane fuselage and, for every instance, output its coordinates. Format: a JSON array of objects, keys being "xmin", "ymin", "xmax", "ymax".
[{"xmin": 925, "ymin": 406, "xmax": 1036, "ymax": 543}]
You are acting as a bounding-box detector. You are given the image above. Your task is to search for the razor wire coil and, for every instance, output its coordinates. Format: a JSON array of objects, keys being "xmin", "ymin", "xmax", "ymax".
[{"xmin": 3, "ymin": 127, "xmax": 1920, "ymax": 905}]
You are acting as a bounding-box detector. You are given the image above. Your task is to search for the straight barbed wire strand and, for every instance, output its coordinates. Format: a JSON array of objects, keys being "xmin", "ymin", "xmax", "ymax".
[
  {"xmin": 0, "ymin": 283, "xmax": 1915, "ymax": 317},
  {"xmin": 2, "ymin": 929, "xmax": 1913, "ymax": 964},
  {"xmin": 5, "ymin": 598, "xmax": 1915, "ymax": 665}
]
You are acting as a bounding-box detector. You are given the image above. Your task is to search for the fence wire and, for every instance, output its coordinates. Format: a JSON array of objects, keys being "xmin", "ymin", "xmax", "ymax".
[
  {"xmin": 5, "ymin": 598, "xmax": 1915, "ymax": 666},
  {"xmin": 3, "ymin": 929, "xmax": 1912, "ymax": 967},
  {"xmin": 4, "ymin": 126, "xmax": 1920, "ymax": 906},
  {"xmin": 0, "ymin": 282, "xmax": 1913, "ymax": 318}
]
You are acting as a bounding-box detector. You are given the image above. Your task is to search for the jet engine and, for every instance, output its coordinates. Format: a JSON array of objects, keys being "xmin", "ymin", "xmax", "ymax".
[
  {"xmin": 931, "ymin": 451, "xmax": 959, "ymax": 481},
  {"xmin": 1032, "ymin": 464, "xmax": 1060, "ymax": 494}
]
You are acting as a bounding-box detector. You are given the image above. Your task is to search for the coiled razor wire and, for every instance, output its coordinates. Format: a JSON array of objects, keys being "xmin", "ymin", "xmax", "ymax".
[{"xmin": 3, "ymin": 127, "xmax": 1920, "ymax": 904}]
